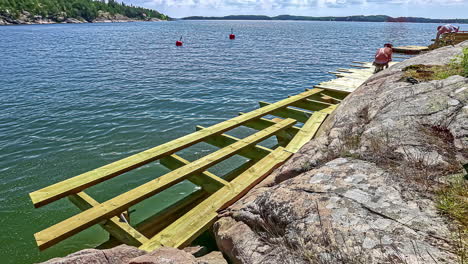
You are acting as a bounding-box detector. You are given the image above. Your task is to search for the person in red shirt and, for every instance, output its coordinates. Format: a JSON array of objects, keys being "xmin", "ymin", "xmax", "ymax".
[
  {"xmin": 436, "ymin": 24, "xmax": 460, "ymax": 40},
  {"xmin": 373, "ymin": 43, "xmax": 393, "ymax": 73}
]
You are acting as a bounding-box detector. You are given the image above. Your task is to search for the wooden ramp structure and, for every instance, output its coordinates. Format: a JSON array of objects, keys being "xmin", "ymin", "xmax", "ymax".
[{"xmin": 29, "ymin": 61, "xmax": 381, "ymax": 253}]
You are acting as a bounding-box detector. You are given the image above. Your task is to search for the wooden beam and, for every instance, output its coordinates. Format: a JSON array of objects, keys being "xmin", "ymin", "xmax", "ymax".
[
  {"xmin": 307, "ymin": 88, "xmax": 349, "ymax": 100},
  {"xmin": 68, "ymin": 192, "xmax": 149, "ymax": 246},
  {"xmin": 285, "ymin": 112, "xmax": 328, "ymax": 153},
  {"xmin": 350, "ymin": 65, "xmax": 371, "ymax": 69},
  {"xmin": 138, "ymin": 147, "xmax": 293, "ymax": 251},
  {"xmin": 160, "ymin": 154, "xmax": 229, "ymax": 193},
  {"xmin": 29, "ymin": 89, "xmax": 323, "ymax": 208},
  {"xmin": 240, "ymin": 114, "xmax": 300, "ymax": 137},
  {"xmin": 290, "ymin": 99, "xmax": 336, "ymax": 114},
  {"xmin": 33, "ymin": 118, "xmax": 297, "ymax": 251},
  {"xmin": 195, "ymin": 125, "xmax": 272, "ymax": 160},
  {"xmin": 258, "ymin": 101, "xmax": 311, "ymax": 123}
]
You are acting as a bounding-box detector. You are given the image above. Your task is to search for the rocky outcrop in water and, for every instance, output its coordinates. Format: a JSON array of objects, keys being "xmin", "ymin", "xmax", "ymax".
[
  {"xmin": 0, "ymin": 11, "xmax": 162, "ymax": 25},
  {"xmin": 213, "ymin": 42, "xmax": 468, "ymax": 263}
]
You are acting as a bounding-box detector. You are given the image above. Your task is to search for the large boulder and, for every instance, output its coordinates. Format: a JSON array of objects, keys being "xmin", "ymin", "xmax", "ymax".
[
  {"xmin": 214, "ymin": 42, "xmax": 468, "ymax": 263},
  {"xmin": 41, "ymin": 245, "xmax": 227, "ymax": 264}
]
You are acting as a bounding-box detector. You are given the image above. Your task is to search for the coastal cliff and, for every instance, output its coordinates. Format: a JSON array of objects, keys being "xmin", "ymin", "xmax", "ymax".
[
  {"xmin": 0, "ymin": 0, "xmax": 168, "ymax": 25},
  {"xmin": 38, "ymin": 42, "xmax": 467, "ymax": 264}
]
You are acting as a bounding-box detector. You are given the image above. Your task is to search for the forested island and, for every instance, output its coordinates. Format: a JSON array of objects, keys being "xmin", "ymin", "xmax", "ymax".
[
  {"xmin": 183, "ymin": 15, "xmax": 468, "ymax": 24},
  {"xmin": 0, "ymin": 0, "xmax": 168, "ymax": 25}
]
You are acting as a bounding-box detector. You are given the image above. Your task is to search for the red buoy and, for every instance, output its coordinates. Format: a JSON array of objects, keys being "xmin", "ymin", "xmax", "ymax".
[
  {"xmin": 176, "ymin": 36, "xmax": 183, "ymax": 46},
  {"xmin": 229, "ymin": 28, "xmax": 235, "ymax": 40}
]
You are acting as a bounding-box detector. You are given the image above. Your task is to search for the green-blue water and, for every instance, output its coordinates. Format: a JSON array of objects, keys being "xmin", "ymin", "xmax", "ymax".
[{"xmin": 0, "ymin": 20, "xmax": 436, "ymax": 263}]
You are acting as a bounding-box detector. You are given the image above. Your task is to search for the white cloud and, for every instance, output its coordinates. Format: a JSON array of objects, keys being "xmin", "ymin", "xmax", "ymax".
[{"xmin": 124, "ymin": 0, "xmax": 468, "ymax": 17}]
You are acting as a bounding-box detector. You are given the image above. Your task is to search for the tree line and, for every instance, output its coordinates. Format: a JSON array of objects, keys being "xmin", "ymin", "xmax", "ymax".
[{"xmin": 0, "ymin": 0, "xmax": 168, "ymax": 21}]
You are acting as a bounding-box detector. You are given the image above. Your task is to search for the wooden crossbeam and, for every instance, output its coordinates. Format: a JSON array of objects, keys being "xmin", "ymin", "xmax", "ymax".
[
  {"xmin": 313, "ymin": 89, "xmax": 349, "ymax": 100},
  {"xmin": 285, "ymin": 112, "xmax": 328, "ymax": 153},
  {"xmin": 306, "ymin": 92, "xmax": 342, "ymax": 104},
  {"xmin": 160, "ymin": 154, "xmax": 229, "ymax": 193},
  {"xmin": 241, "ymin": 113, "xmax": 298, "ymax": 146},
  {"xmin": 195, "ymin": 125, "xmax": 272, "ymax": 160},
  {"xmin": 350, "ymin": 64, "xmax": 371, "ymax": 69},
  {"xmin": 241, "ymin": 114, "xmax": 300, "ymax": 138},
  {"xmin": 33, "ymin": 118, "xmax": 297, "ymax": 251},
  {"xmin": 29, "ymin": 89, "xmax": 323, "ymax": 208},
  {"xmin": 68, "ymin": 192, "xmax": 149, "ymax": 246},
  {"xmin": 258, "ymin": 101, "xmax": 311, "ymax": 123},
  {"xmin": 290, "ymin": 99, "xmax": 336, "ymax": 114},
  {"xmin": 138, "ymin": 147, "xmax": 293, "ymax": 251}
]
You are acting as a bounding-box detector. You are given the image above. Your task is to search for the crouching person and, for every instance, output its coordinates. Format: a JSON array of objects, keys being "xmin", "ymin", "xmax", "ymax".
[{"xmin": 373, "ymin": 43, "xmax": 393, "ymax": 74}]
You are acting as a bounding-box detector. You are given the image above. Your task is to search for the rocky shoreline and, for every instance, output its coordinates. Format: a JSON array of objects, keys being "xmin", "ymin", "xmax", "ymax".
[
  {"xmin": 39, "ymin": 42, "xmax": 467, "ymax": 264},
  {"xmin": 0, "ymin": 11, "xmax": 164, "ymax": 26}
]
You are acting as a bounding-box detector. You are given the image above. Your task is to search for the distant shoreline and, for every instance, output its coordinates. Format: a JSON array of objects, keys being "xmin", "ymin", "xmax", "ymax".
[
  {"xmin": 0, "ymin": 18, "xmax": 166, "ymax": 26},
  {"xmin": 181, "ymin": 15, "xmax": 468, "ymax": 24}
]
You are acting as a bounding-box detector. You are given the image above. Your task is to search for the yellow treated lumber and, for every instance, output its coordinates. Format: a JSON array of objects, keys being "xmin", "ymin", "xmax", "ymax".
[
  {"xmin": 135, "ymin": 190, "xmax": 208, "ymax": 239},
  {"xmin": 316, "ymin": 89, "xmax": 349, "ymax": 100},
  {"xmin": 68, "ymin": 192, "xmax": 149, "ymax": 246},
  {"xmin": 139, "ymin": 147, "xmax": 293, "ymax": 251},
  {"xmin": 350, "ymin": 65, "xmax": 371, "ymax": 69},
  {"xmin": 285, "ymin": 112, "xmax": 328, "ymax": 153},
  {"xmin": 160, "ymin": 154, "xmax": 228, "ymax": 193},
  {"xmin": 29, "ymin": 89, "xmax": 323, "ymax": 208},
  {"xmin": 195, "ymin": 125, "xmax": 272, "ymax": 160},
  {"xmin": 240, "ymin": 114, "xmax": 300, "ymax": 137},
  {"xmin": 291, "ymin": 100, "xmax": 337, "ymax": 114},
  {"xmin": 258, "ymin": 101, "xmax": 311, "ymax": 123},
  {"xmin": 33, "ymin": 118, "xmax": 297, "ymax": 251}
]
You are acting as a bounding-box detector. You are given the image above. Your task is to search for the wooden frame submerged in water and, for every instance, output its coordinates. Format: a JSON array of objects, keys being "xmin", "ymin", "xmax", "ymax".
[{"xmin": 29, "ymin": 61, "xmax": 379, "ymax": 253}]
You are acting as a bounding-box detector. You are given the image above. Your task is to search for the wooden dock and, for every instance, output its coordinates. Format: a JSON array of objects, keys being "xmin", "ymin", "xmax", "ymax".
[
  {"xmin": 393, "ymin": 45, "xmax": 429, "ymax": 54},
  {"xmin": 29, "ymin": 61, "xmax": 388, "ymax": 253}
]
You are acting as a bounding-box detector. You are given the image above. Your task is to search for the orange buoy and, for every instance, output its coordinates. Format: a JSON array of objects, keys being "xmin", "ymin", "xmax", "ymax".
[
  {"xmin": 229, "ymin": 28, "xmax": 235, "ymax": 40},
  {"xmin": 176, "ymin": 36, "xmax": 183, "ymax": 46}
]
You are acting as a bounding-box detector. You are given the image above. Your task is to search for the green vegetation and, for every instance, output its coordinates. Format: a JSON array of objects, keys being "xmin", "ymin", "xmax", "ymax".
[
  {"xmin": 402, "ymin": 47, "xmax": 468, "ymax": 82},
  {"xmin": 436, "ymin": 173, "xmax": 467, "ymax": 264},
  {"xmin": 183, "ymin": 15, "xmax": 468, "ymax": 24},
  {"xmin": 0, "ymin": 0, "xmax": 168, "ymax": 22}
]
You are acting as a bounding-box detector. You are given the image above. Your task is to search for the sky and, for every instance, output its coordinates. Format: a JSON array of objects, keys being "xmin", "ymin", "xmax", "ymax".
[{"xmin": 123, "ymin": 0, "xmax": 468, "ymax": 19}]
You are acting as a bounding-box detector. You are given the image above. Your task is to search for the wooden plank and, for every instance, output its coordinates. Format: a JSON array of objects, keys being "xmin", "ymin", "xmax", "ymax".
[
  {"xmin": 241, "ymin": 114, "xmax": 300, "ymax": 136},
  {"xmin": 195, "ymin": 125, "xmax": 272, "ymax": 160},
  {"xmin": 306, "ymin": 92, "xmax": 342, "ymax": 104},
  {"xmin": 29, "ymin": 89, "xmax": 323, "ymax": 208},
  {"xmin": 350, "ymin": 65, "xmax": 371, "ymax": 69},
  {"xmin": 285, "ymin": 112, "xmax": 328, "ymax": 153},
  {"xmin": 291, "ymin": 100, "xmax": 337, "ymax": 114},
  {"xmin": 68, "ymin": 192, "xmax": 149, "ymax": 246},
  {"xmin": 135, "ymin": 190, "xmax": 208, "ymax": 239},
  {"xmin": 33, "ymin": 118, "xmax": 297, "ymax": 251},
  {"xmin": 138, "ymin": 147, "xmax": 293, "ymax": 251},
  {"xmin": 160, "ymin": 155, "xmax": 228, "ymax": 193},
  {"xmin": 258, "ymin": 101, "xmax": 311, "ymax": 123},
  {"xmin": 316, "ymin": 89, "xmax": 350, "ymax": 99}
]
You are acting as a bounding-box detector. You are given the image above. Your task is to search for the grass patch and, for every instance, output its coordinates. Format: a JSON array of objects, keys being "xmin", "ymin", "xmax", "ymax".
[
  {"xmin": 402, "ymin": 47, "xmax": 468, "ymax": 82},
  {"xmin": 436, "ymin": 173, "xmax": 468, "ymax": 263}
]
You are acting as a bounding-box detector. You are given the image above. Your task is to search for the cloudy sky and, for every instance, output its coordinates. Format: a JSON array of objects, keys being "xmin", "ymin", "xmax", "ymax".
[{"xmin": 124, "ymin": 0, "xmax": 468, "ymax": 18}]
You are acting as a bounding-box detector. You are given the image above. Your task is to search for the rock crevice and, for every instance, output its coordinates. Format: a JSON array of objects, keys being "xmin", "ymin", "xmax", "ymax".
[{"xmin": 214, "ymin": 42, "xmax": 468, "ymax": 264}]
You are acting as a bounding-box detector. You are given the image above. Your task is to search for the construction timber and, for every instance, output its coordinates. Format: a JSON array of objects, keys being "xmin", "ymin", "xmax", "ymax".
[{"xmin": 30, "ymin": 61, "xmax": 391, "ymax": 253}]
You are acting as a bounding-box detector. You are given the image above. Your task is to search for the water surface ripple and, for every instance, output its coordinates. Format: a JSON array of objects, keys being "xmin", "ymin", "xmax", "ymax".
[{"xmin": 0, "ymin": 20, "xmax": 435, "ymax": 263}]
